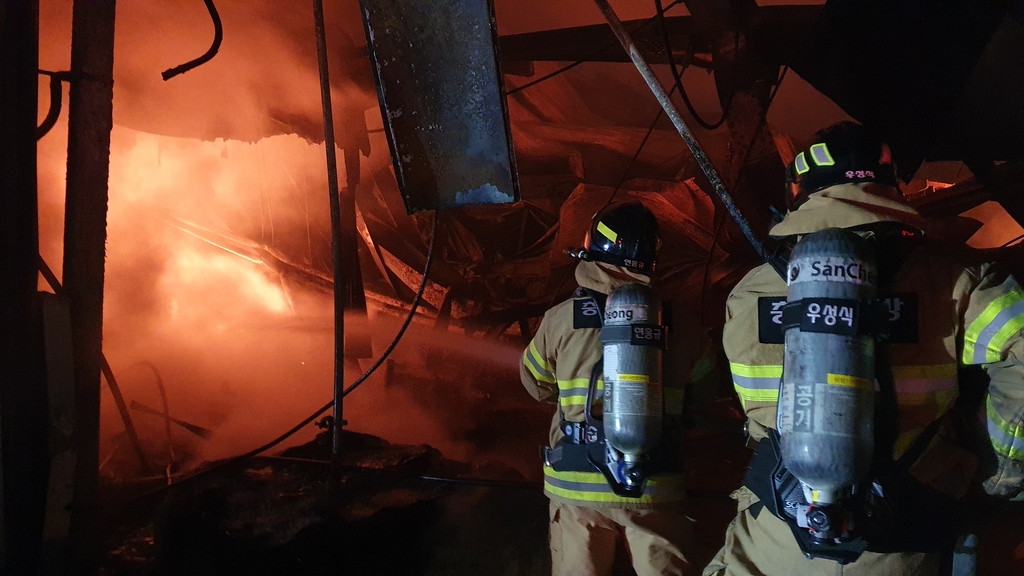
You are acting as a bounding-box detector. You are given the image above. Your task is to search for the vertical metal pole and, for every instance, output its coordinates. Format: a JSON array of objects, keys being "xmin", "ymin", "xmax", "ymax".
[
  {"xmin": 313, "ymin": 0, "xmax": 346, "ymax": 465},
  {"xmin": 0, "ymin": 0, "xmax": 44, "ymax": 570},
  {"xmin": 592, "ymin": 0, "xmax": 766, "ymax": 259},
  {"xmin": 63, "ymin": 0, "xmax": 116, "ymax": 566}
]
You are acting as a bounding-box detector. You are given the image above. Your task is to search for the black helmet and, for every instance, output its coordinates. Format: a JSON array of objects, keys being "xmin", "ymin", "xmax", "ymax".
[
  {"xmin": 785, "ymin": 122, "xmax": 898, "ymax": 210},
  {"xmin": 574, "ymin": 201, "xmax": 660, "ymax": 273}
]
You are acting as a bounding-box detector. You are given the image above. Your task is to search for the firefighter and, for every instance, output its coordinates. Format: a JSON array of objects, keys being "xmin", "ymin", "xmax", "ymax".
[
  {"xmin": 522, "ymin": 200, "xmax": 719, "ymax": 576},
  {"xmin": 703, "ymin": 122, "xmax": 1024, "ymax": 575}
]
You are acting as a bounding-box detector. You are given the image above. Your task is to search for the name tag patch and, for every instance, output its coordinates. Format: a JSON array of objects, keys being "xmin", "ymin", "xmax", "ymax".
[
  {"xmin": 758, "ymin": 297, "xmax": 787, "ymax": 344},
  {"xmin": 757, "ymin": 294, "xmax": 919, "ymax": 344},
  {"xmin": 573, "ymin": 298, "xmax": 602, "ymax": 329},
  {"xmin": 630, "ymin": 324, "xmax": 667, "ymax": 348}
]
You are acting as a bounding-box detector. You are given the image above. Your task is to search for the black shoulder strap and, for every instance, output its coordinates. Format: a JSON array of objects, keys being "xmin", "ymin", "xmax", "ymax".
[{"xmin": 767, "ymin": 237, "xmax": 795, "ymax": 280}]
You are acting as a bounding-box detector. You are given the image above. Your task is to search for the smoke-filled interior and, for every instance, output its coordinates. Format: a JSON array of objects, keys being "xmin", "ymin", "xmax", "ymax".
[
  {"xmin": 16, "ymin": 0, "xmax": 1024, "ymax": 572},
  {"xmin": 37, "ymin": 0, "xmax": 1020, "ymax": 480}
]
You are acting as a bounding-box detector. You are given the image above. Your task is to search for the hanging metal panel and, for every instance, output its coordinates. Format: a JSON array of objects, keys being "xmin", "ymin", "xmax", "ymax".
[{"xmin": 360, "ymin": 0, "xmax": 519, "ymax": 213}]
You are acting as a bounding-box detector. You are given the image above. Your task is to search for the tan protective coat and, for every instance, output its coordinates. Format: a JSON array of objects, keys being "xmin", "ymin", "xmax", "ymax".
[{"xmin": 705, "ymin": 183, "xmax": 1024, "ymax": 576}]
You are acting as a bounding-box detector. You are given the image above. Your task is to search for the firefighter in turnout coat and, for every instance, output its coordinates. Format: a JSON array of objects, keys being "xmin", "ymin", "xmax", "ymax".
[
  {"xmin": 522, "ymin": 201, "xmax": 718, "ymax": 576},
  {"xmin": 704, "ymin": 122, "xmax": 1024, "ymax": 575}
]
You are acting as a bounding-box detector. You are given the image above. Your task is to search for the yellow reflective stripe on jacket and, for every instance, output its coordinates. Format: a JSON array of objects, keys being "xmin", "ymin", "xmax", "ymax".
[
  {"xmin": 523, "ymin": 341, "xmax": 555, "ymax": 384},
  {"xmin": 558, "ymin": 377, "xmax": 603, "ymax": 408},
  {"xmin": 892, "ymin": 364, "xmax": 959, "ymax": 411},
  {"xmin": 987, "ymin": 396, "xmax": 1024, "ymax": 461},
  {"xmin": 730, "ymin": 363, "xmax": 782, "ymax": 407},
  {"xmin": 732, "ymin": 363, "xmax": 958, "ymax": 409},
  {"xmin": 543, "ymin": 466, "xmax": 685, "ymax": 504},
  {"xmin": 964, "ymin": 290, "xmax": 1024, "ymax": 364}
]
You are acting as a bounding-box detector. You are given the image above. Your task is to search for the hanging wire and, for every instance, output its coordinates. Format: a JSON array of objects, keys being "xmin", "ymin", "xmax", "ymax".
[
  {"xmin": 654, "ymin": 0, "xmax": 737, "ymax": 130},
  {"xmin": 696, "ymin": 2, "xmax": 829, "ymax": 310}
]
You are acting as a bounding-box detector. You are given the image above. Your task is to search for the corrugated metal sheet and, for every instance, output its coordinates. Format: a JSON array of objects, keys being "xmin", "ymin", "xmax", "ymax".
[{"xmin": 360, "ymin": 0, "xmax": 519, "ymax": 212}]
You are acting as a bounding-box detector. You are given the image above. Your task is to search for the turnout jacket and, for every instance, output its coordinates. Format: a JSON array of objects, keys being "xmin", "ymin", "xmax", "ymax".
[
  {"xmin": 725, "ymin": 182, "xmax": 1024, "ymax": 501},
  {"xmin": 521, "ymin": 260, "xmax": 718, "ymax": 509}
]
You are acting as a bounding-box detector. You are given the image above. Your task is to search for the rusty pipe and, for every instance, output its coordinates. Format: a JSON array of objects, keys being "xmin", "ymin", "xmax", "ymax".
[
  {"xmin": 312, "ymin": 0, "xmax": 347, "ymax": 467},
  {"xmin": 591, "ymin": 0, "xmax": 766, "ymax": 259}
]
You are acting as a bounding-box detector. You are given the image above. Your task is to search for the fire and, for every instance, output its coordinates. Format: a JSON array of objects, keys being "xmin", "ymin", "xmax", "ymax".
[
  {"xmin": 38, "ymin": 118, "xmax": 533, "ymax": 477},
  {"xmin": 165, "ymin": 248, "xmax": 292, "ymax": 318}
]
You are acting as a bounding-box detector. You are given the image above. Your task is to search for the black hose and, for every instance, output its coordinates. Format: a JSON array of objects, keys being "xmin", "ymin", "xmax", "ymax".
[
  {"xmin": 343, "ymin": 212, "xmax": 439, "ymax": 397},
  {"xmin": 161, "ymin": 0, "xmax": 223, "ymax": 81},
  {"xmin": 255, "ymin": 456, "xmax": 736, "ymax": 499}
]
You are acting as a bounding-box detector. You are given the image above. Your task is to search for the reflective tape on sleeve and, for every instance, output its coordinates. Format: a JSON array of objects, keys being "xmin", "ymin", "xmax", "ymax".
[
  {"xmin": 964, "ymin": 290, "xmax": 1024, "ymax": 365},
  {"xmin": 730, "ymin": 363, "xmax": 782, "ymax": 407},
  {"xmin": 523, "ymin": 341, "xmax": 555, "ymax": 384},
  {"xmin": 558, "ymin": 377, "xmax": 602, "ymax": 408},
  {"xmin": 987, "ymin": 396, "xmax": 1024, "ymax": 461}
]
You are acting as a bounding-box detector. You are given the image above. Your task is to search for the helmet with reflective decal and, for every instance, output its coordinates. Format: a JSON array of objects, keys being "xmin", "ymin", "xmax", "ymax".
[
  {"xmin": 575, "ymin": 201, "xmax": 660, "ymax": 273},
  {"xmin": 785, "ymin": 122, "xmax": 898, "ymax": 210}
]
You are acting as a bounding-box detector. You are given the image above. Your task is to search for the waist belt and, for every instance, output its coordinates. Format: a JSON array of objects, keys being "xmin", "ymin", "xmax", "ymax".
[
  {"xmin": 744, "ymin": 427, "xmax": 960, "ymax": 563},
  {"xmin": 543, "ymin": 421, "xmax": 605, "ymax": 473}
]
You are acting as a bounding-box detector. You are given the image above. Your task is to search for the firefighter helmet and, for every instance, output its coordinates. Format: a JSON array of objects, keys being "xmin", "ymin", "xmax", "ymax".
[
  {"xmin": 785, "ymin": 122, "xmax": 898, "ymax": 210},
  {"xmin": 576, "ymin": 201, "xmax": 660, "ymax": 274}
]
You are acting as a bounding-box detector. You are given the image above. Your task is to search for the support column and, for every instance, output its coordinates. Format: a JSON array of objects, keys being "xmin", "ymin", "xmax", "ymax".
[
  {"xmin": 63, "ymin": 0, "xmax": 116, "ymax": 567},
  {"xmin": 0, "ymin": 0, "xmax": 48, "ymax": 572}
]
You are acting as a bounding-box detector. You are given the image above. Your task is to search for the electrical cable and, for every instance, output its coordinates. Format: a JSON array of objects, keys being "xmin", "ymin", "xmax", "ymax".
[
  {"xmin": 695, "ymin": 2, "xmax": 827, "ymax": 309},
  {"xmin": 132, "ymin": 213, "xmax": 440, "ymax": 494},
  {"xmin": 654, "ymin": 0, "xmax": 736, "ymax": 131},
  {"xmin": 505, "ymin": 0, "xmax": 687, "ymax": 96}
]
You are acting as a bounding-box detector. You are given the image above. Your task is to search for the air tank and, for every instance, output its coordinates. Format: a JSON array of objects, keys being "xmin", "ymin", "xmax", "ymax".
[
  {"xmin": 778, "ymin": 228, "xmax": 876, "ymax": 505},
  {"xmin": 602, "ymin": 283, "xmax": 663, "ymax": 462}
]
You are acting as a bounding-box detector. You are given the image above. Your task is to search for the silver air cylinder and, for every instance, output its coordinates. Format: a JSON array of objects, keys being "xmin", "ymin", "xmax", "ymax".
[
  {"xmin": 602, "ymin": 283, "xmax": 663, "ymax": 462},
  {"xmin": 778, "ymin": 228, "xmax": 876, "ymax": 505}
]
